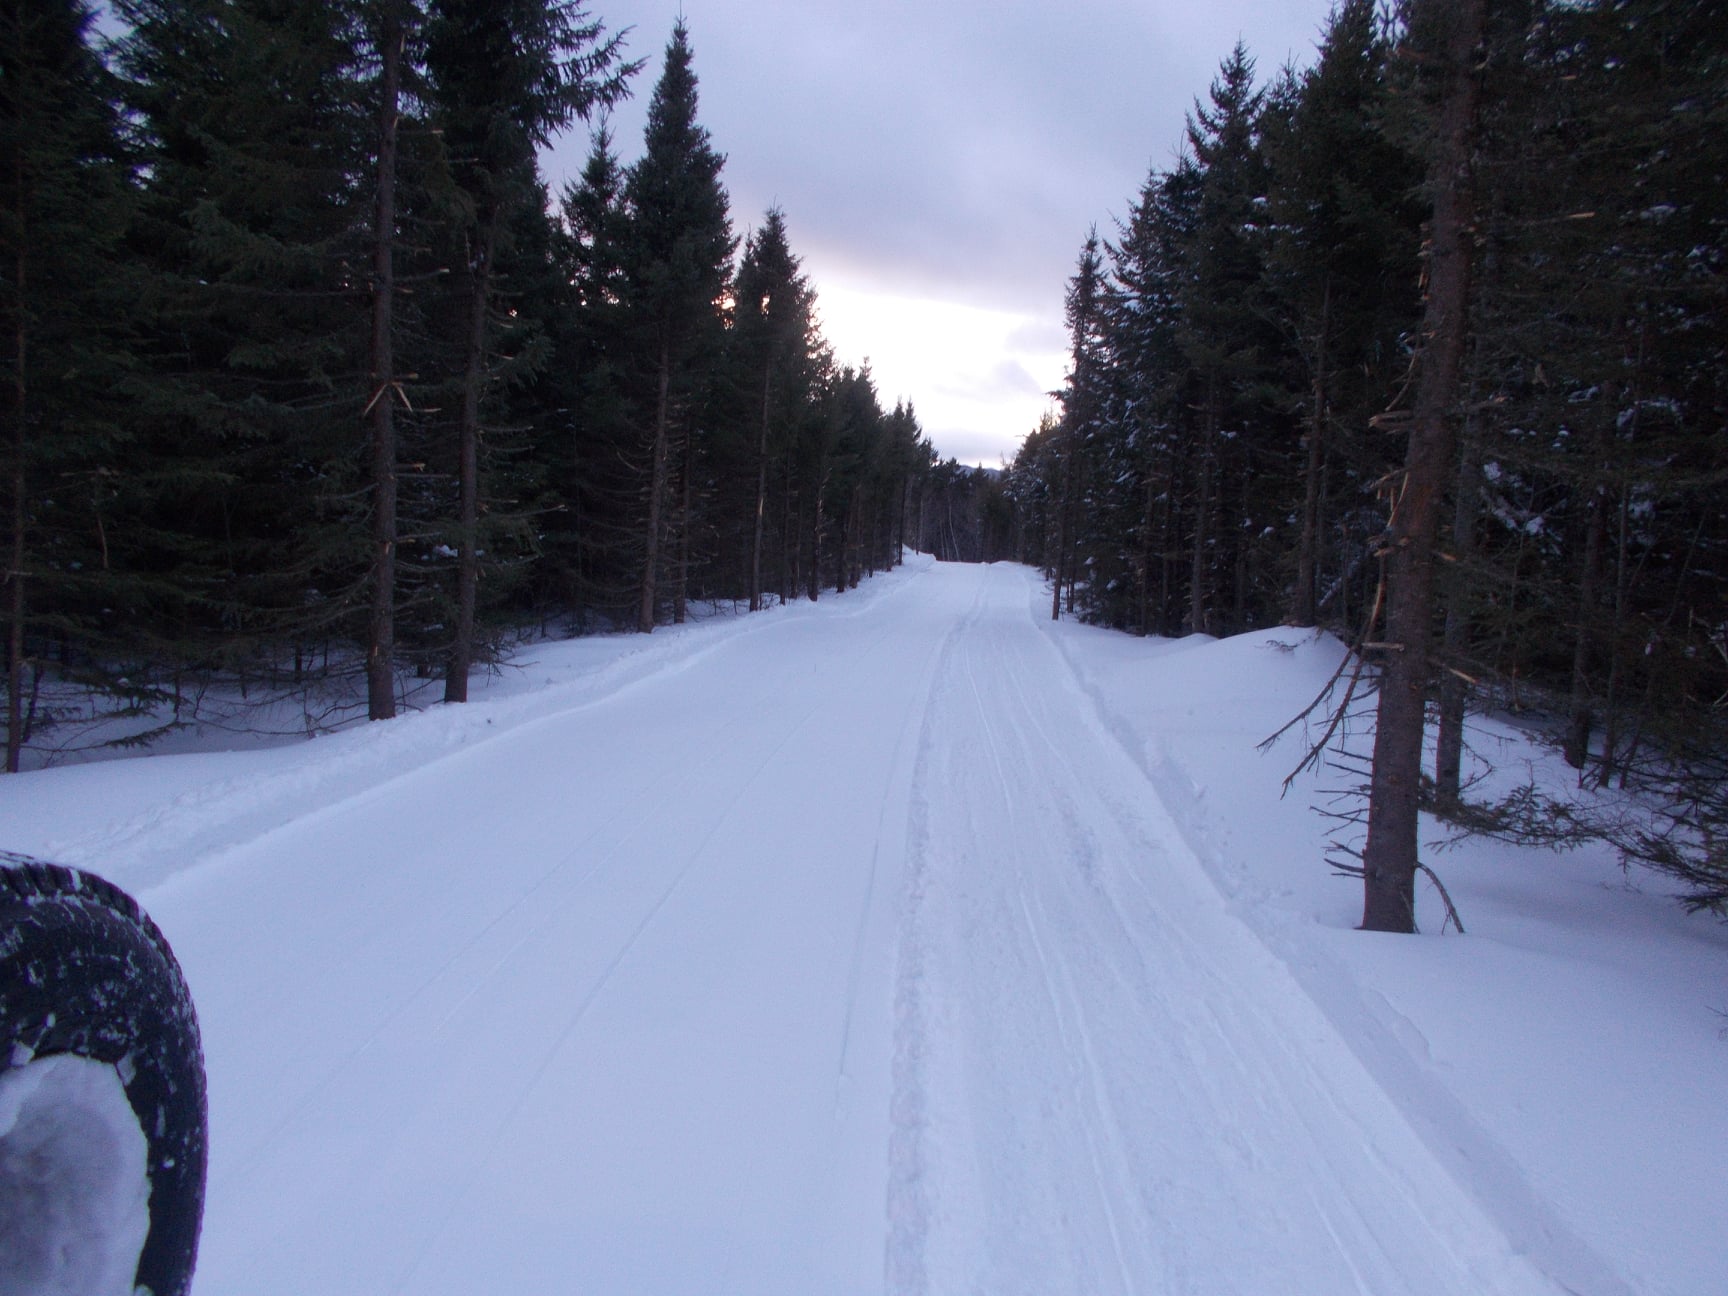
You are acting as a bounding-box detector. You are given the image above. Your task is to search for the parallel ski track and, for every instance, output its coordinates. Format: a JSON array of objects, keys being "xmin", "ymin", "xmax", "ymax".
[
  {"xmin": 136, "ymin": 560, "xmax": 1568, "ymax": 1295},
  {"xmin": 383, "ymin": 602, "xmax": 938, "ymax": 1291},
  {"xmin": 886, "ymin": 563, "xmax": 1561, "ymax": 1296}
]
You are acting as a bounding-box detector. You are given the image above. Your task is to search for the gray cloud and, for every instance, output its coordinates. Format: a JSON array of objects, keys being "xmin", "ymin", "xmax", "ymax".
[
  {"xmin": 1006, "ymin": 316, "xmax": 1068, "ymax": 356},
  {"xmin": 936, "ymin": 359, "xmax": 1047, "ymax": 404},
  {"xmin": 551, "ymin": 2, "xmax": 1326, "ymax": 297},
  {"xmin": 545, "ymin": 1, "xmax": 1331, "ymax": 455},
  {"xmin": 927, "ymin": 424, "xmax": 1022, "ymax": 469}
]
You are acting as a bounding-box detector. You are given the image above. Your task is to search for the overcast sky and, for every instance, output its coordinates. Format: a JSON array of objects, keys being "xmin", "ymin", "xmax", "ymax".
[{"xmin": 544, "ymin": 1, "xmax": 1336, "ymax": 466}]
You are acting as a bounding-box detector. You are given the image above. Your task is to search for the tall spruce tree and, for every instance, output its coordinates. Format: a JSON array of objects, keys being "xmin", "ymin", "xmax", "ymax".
[
  {"xmin": 617, "ymin": 19, "xmax": 732, "ymax": 633},
  {"xmin": 114, "ymin": 0, "xmax": 374, "ymax": 690},
  {"xmin": 1179, "ymin": 44, "xmax": 1273, "ymax": 634},
  {"xmin": 1, "ymin": 0, "xmax": 137, "ymax": 770},
  {"xmin": 1262, "ymin": 0, "xmax": 1421, "ymax": 629},
  {"xmin": 882, "ymin": 400, "xmax": 930, "ymax": 563},
  {"xmin": 833, "ymin": 363, "xmax": 884, "ymax": 591},
  {"xmin": 362, "ymin": 0, "xmax": 416, "ymax": 721},
  {"xmin": 1103, "ymin": 159, "xmax": 1203, "ymax": 635},
  {"xmin": 1050, "ymin": 232, "xmax": 1105, "ymax": 620},
  {"xmin": 731, "ymin": 206, "xmax": 817, "ymax": 612},
  {"xmin": 547, "ymin": 122, "xmax": 634, "ymax": 623},
  {"xmin": 1358, "ymin": 0, "xmax": 1487, "ymax": 933},
  {"xmin": 422, "ymin": 0, "xmax": 630, "ymax": 699}
]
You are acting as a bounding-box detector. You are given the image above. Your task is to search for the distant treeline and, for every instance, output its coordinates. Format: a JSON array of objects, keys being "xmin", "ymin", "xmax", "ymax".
[
  {"xmin": 2, "ymin": 1, "xmax": 948, "ymax": 767},
  {"xmin": 1007, "ymin": 0, "xmax": 1726, "ymax": 917}
]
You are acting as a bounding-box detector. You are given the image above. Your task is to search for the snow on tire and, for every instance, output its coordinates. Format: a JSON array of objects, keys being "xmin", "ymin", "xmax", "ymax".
[{"xmin": 0, "ymin": 852, "xmax": 207, "ymax": 1296}]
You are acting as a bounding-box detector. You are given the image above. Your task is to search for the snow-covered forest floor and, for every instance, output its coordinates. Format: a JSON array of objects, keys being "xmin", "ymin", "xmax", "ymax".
[{"xmin": 1, "ymin": 556, "xmax": 1721, "ymax": 1295}]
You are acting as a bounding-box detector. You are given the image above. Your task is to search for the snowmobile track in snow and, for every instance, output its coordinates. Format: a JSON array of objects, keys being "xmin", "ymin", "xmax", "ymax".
[{"xmin": 76, "ymin": 561, "xmax": 1576, "ymax": 1295}]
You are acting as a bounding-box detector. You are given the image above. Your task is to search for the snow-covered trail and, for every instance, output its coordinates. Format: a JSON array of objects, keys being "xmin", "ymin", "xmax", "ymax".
[
  {"xmin": 124, "ymin": 560, "xmax": 1561, "ymax": 1294},
  {"xmin": 894, "ymin": 565, "xmax": 1559, "ymax": 1295},
  {"xmin": 147, "ymin": 570, "xmax": 963, "ymax": 1295}
]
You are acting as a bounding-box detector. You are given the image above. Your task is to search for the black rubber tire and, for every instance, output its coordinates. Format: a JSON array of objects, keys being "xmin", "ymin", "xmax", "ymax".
[{"xmin": 0, "ymin": 852, "xmax": 207, "ymax": 1296}]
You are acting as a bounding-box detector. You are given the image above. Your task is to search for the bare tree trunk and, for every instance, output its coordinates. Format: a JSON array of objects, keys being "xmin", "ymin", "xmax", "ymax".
[
  {"xmin": 749, "ymin": 369, "xmax": 771, "ymax": 611},
  {"xmin": 1564, "ymin": 396, "xmax": 1614, "ymax": 769},
  {"xmin": 1190, "ymin": 391, "xmax": 1216, "ymax": 635},
  {"xmin": 1293, "ymin": 278, "xmax": 1330, "ymax": 627},
  {"xmin": 868, "ymin": 492, "xmax": 881, "ymax": 576},
  {"xmin": 1233, "ymin": 455, "xmax": 1251, "ymax": 633},
  {"xmin": 896, "ymin": 475, "xmax": 910, "ymax": 564},
  {"xmin": 1359, "ymin": 0, "xmax": 1485, "ymax": 933},
  {"xmin": 1138, "ymin": 475, "xmax": 1154, "ymax": 636},
  {"xmin": 781, "ymin": 456, "xmax": 794, "ymax": 603},
  {"xmin": 6, "ymin": 219, "xmax": 25, "ymax": 773},
  {"xmin": 366, "ymin": 3, "xmax": 403, "ymax": 721},
  {"xmin": 847, "ymin": 485, "xmax": 863, "ymax": 589},
  {"xmin": 1050, "ymin": 421, "xmax": 1076, "ymax": 620},
  {"xmin": 1160, "ymin": 460, "xmax": 1177, "ymax": 636},
  {"xmin": 806, "ymin": 466, "xmax": 823, "ymax": 602},
  {"xmin": 1434, "ymin": 435, "xmax": 1480, "ymax": 808},
  {"xmin": 638, "ymin": 339, "xmax": 671, "ymax": 632},
  {"xmin": 835, "ymin": 489, "xmax": 850, "ymax": 593},
  {"xmin": 444, "ymin": 224, "xmax": 492, "ymax": 704},
  {"xmin": 1596, "ymin": 482, "xmax": 1632, "ymax": 785},
  {"xmin": 672, "ymin": 420, "xmax": 691, "ymax": 624}
]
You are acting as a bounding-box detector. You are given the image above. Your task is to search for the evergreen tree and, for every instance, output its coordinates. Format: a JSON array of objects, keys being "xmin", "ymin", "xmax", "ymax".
[
  {"xmin": 114, "ymin": 0, "xmax": 374, "ymax": 684},
  {"xmin": 918, "ymin": 458, "xmax": 1009, "ymax": 564},
  {"xmin": 422, "ymin": 0, "xmax": 630, "ymax": 698},
  {"xmin": 362, "ymin": 0, "xmax": 416, "ymax": 720},
  {"xmin": 1261, "ymin": 0, "xmax": 1421, "ymax": 628},
  {"xmin": 1358, "ymin": 0, "xmax": 1487, "ymax": 933},
  {"xmin": 881, "ymin": 400, "xmax": 931, "ymax": 565},
  {"xmin": 1008, "ymin": 1, "xmax": 1725, "ymax": 917},
  {"xmin": 616, "ymin": 19, "xmax": 733, "ymax": 633},
  {"xmin": 824, "ymin": 362, "xmax": 888, "ymax": 592},
  {"xmin": 1, "ymin": 0, "xmax": 138, "ymax": 769},
  {"xmin": 0, "ymin": 0, "xmax": 937, "ymax": 760},
  {"xmin": 1049, "ymin": 232, "xmax": 1105, "ymax": 620},
  {"xmin": 1178, "ymin": 43, "xmax": 1276, "ymax": 634},
  {"xmin": 731, "ymin": 206, "xmax": 817, "ymax": 612},
  {"xmin": 1468, "ymin": 0, "xmax": 1726, "ymax": 775},
  {"xmin": 782, "ymin": 339, "xmax": 837, "ymax": 602},
  {"xmin": 1103, "ymin": 159, "xmax": 1203, "ymax": 635},
  {"xmin": 546, "ymin": 121, "xmax": 634, "ymax": 624}
]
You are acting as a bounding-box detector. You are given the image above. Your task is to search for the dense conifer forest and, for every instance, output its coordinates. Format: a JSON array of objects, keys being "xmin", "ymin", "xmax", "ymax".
[
  {"xmin": 1008, "ymin": 0, "xmax": 1726, "ymax": 921},
  {"xmin": 4, "ymin": 0, "xmax": 1724, "ymax": 917},
  {"xmin": 2, "ymin": 0, "xmax": 940, "ymax": 759}
]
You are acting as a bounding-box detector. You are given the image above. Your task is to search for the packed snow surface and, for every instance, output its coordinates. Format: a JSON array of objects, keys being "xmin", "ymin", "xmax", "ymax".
[
  {"xmin": 1, "ymin": 558, "xmax": 1722, "ymax": 1294},
  {"xmin": 0, "ymin": 1053, "xmax": 151, "ymax": 1296}
]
